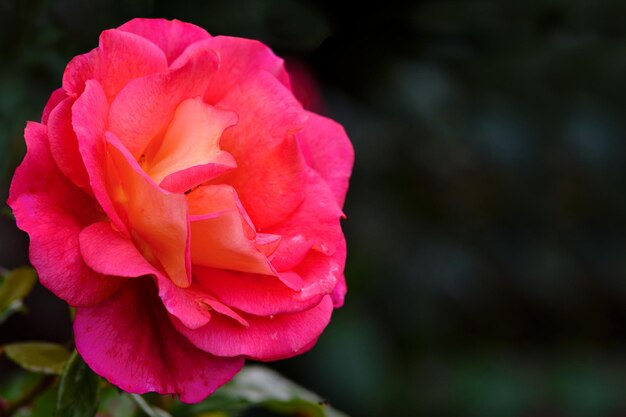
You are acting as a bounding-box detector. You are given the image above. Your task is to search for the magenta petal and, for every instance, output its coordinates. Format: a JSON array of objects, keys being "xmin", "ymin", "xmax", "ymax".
[
  {"xmin": 118, "ymin": 18, "xmax": 211, "ymax": 63},
  {"xmin": 73, "ymin": 80, "xmax": 127, "ymax": 235},
  {"xmin": 297, "ymin": 112, "xmax": 354, "ymax": 207},
  {"xmin": 201, "ymin": 36, "xmax": 291, "ymax": 103},
  {"xmin": 41, "ymin": 88, "xmax": 67, "ymax": 124},
  {"xmin": 8, "ymin": 123, "xmax": 123, "ymax": 306},
  {"xmin": 74, "ymin": 281, "xmax": 244, "ymax": 403},
  {"xmin": 96, "ymin": 29, "xmax": 168, "ymax": 99},
  {"xmin": 173, "ymin": 295, "xmax": 334, "ymax": 361},
  {"xmin": 79, "ymin": 221, "xmax": 211, "ymax": 329},
  {"xmin": 194, "ymin": 251, "xmax": 337, "ymax": 316},
  {"xmin": 154, "ymin": 277, "xmax": 213, "ymax": 330},
  {"xmin": 331, "ymin": 274, "xmax": 347, "ymax": 308},
  {"xmin": 218, "ymin": 72, "xmax": 308, "ymax": 229},
  {"xmin": 328, "ymin": 237, "xmax": 347, "ymax": 308},
  {"xmin": 266, "ymin": 169, "xmax": 344, "ymax": 267},
  {"xmin": 47, "ymin": 97, "xmax": 91, "ymax": 191},
  {"xmin": 63, "ymin": 50, "xmax": 97, "ymax": 97},
  {"xmin": 79, "ymin": 221, "xmax": 155, "ymax": 278}
]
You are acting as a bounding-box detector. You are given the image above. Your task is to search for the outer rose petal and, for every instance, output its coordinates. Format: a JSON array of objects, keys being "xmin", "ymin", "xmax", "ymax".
[
  {"xmin": 118, "ymin": 18, "xmax": 211, "ymax": 64},
  {"xmin": 201, "ymin": 36, "xmax": 291, "ymax": 103},
  {"xmin": 267, "ymin": 169, "xmax": 344, "ymax": 270},
  {"xmin": 173, "ymin": 295, "xmax": 334, "ymax": 361},
  {"xmin": 62, "ymin": 30, "xmax": 168, "ymax": 99},
  {"xmin": 74, "ymin": 281, "xmax": 244, "ymax": 403},
  {"xmin": 63, "ymin": 50, "xmax": 97, "ymax": 97},
  {"xmin": 329, "ymin": 237, "xmax": 348, "ymax": 308},
  {"xmin": 218, "ymin": 72, "xmax": 308, "ymax": 229},
  {"xmin": 73, "ymin": 80, "xmax": 128, "ymax": 236},
  {"xmin": 297, "ymin": 112, "xmax": 355, "ymax": 207},
  {"xmin": 47, "ymin": 97, "xmax": 91, "ymax": 191},
  {"xmin": 8, "ymin": 123, "xmax": 123, "ymax": 306},
  {"xmin": 96, "ymin": 29, "xmax": 169, "ymax": 99},
  {"xmin": 41, "ymin": 88, "xmax": 67, "ymax": 124},
  {"xmin": 331, "ymin": 274, "xmax": 347, "ymax": 308}
]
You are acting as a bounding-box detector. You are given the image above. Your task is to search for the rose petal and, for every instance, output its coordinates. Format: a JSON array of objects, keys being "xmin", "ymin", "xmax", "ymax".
[
  {"xmin": 174, "ymin": 295, "xmax": 334, "ymax": 360},
  {"xmin": 118, "ymin": 18, "xmax": 211, "ymax": 64},
  {"xmin": 41, "ymin": 88, "xmax": 67, "ymax": 124},
  {"xmin": 108, "ymin": 46, "xmax": 219, "ymax": 158},
  {"xmin": 63, "ymin": 50, "xmax": 97, "ymax": 97},
  {"xmin": 154, "ymin": 276, "xmax": 213, "ymax": 329},
  {"xmin": 186, "ymin": 184, "xmax": 293, "ymax": 282},
  {"xmin": 190, "ymin": 210, "xmax": 276, "ymax": 277},
  {"xmin": 218, "ymin": 72, "xmax": 308, "ymax": 229},
  {"xmin": 159, "ymin": 156, "xmax": 236, "ymax": 194},
  {"xmin": 255, "ymin": 233, "xmax": 281, "ymax": 257},
  {"xmin": 47, "ymin": 97, "xmax": 90, "ymax": 191},
  {"xmin": 194, "ymin": 248, "xmax": 338, "ymax": 316},
  {"xmin": 73, "ymin": 80, "xmax": 128, "ymax": 235},
  {"xmin": 79, "ymin": 221, "xmax": 154, "ymax": 278},
  {"xmin": 96, "ymin": 29, "xmax": 169, "ymax": 99},
  {"xmin": 74, "ymin": 281, "xmax": 243, "ymax": 403},
  {"xmin": 62, "ymin": 30, "xmax": 169, "ymax": 100},
  {"xmin": 79, "ymin": 221, "xmax": 214, "ymax": 329},
  {"xmin": 331, "ymin": 274, "xmax": 347, "ymax": 308},
  {"xmin": 329, "ymin": 236, "xmax": 347, "ymax": 308},
  {"xmin": 266, "ymin": 169, "xmax": 344, "ymax": 270},
  {"xmin": 106, "ymin": 133, "xmax": 191, "ymax": 288},
  {"xmin": 8, "ymin": 122, "xmax": 123, "ymax": 306},
  {"xmin": 201, "ymin": 36, "xmax": 291, "ymax": 103},
  {"xmin": 144, "ymin": 97, "xmax": 237, "ymax": 188},
  {"xmin": 297, "ymin": 112, "xmax": 354, "ymax": 207}
]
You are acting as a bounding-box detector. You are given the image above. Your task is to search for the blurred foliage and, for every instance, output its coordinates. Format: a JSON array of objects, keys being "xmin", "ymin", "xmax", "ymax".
[
  {"xmin": 0, "ymin": 267, "xmax": 36, "ymax": 325},
  {"xmin": 2, "ymin": 342, "xmax": 71, "ymax": 375},
  {"xmin": 2, "ymin": 0, "xmax": 626, "ymax": 416},
  {"xmin": 0, "ymin": 360, "xmax": 346, "ymax": 417}
]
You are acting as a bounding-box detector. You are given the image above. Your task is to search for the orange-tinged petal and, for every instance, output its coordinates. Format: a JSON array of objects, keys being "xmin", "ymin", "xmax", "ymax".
[
  {"xmin": 105, "ymin": 132, "xmax": 191, "ymax": 288},
  {"xmin": 144, "ymin": 97, "xmax": 237, "ymax": 187},
  {"xmin": 107, "ymin": 46, "xmax": 219, "ymax": 158},
  {"xmin": 190, "ymin": 210, "xmax": 275, "ymax": 276}
]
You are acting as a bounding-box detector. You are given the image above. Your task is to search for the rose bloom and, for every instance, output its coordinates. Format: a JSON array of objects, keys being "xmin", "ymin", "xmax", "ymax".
[{"xmin": 8, "ymin": 19, "xmax": 353, "ymax": 402}]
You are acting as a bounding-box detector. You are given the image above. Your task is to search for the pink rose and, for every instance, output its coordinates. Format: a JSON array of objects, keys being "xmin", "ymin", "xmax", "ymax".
[{"xmin": 7, "ymin": 18, "xmax": 353, "ymax": 402}]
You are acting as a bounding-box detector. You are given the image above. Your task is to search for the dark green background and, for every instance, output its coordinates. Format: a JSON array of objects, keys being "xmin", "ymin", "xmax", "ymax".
[{"xmin": 3, "ymin": 1, "xmax": 626, "ymax": 416}]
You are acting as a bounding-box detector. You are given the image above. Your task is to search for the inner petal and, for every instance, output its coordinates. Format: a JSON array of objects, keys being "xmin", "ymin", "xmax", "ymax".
[
  {"xmin": 143, "ymin": 97, "xmax": 237, "ymax": 187},
  {"xmin": 186, "ymin": 185, "xmax": 279, "ymax": 277},
  {"xmin": 105, "ymin": 132, "xmax": 191, "ymax": 288}
]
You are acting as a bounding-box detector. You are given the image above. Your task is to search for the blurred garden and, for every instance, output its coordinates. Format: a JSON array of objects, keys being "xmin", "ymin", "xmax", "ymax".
[{"xmin": 3, "ymin": 1, "xmax": 626, "ymax": 416}]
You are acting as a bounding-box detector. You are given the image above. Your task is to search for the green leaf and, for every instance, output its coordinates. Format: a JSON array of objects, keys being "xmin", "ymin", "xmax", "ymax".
[
  {"xmin": 0, "ymin": 267, "xmax": 36, "ymax": 324},
  {"xmin": 0, "ymin": 372, "xmax": 43, "ymax": 402},
  {"xmin": 0, "ymin": 299, "xmax": 28, "ymax": 325},
  {"xmin": 55, "ymin": 351, "xmax": 100, "ymax": 417},
  {"xmin": 2, "ymin": 342, "xmax": 72, "ymax": 375},
  {"xmin": 32, "ymin": 387, "xmax": 57, "ymax": 417},
  {"xmin": 179, "ymin": 366, "xmax": 348, "ymax": 417}
]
